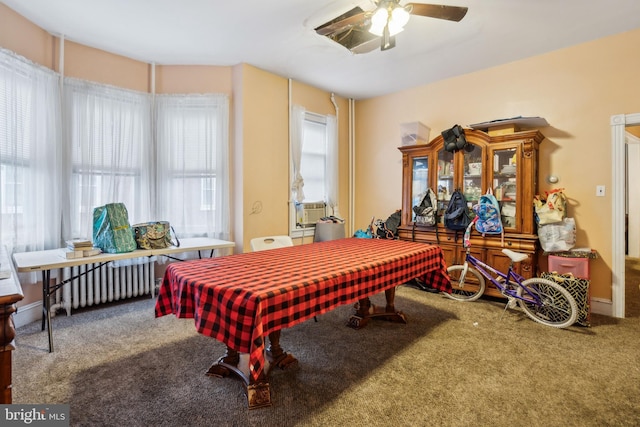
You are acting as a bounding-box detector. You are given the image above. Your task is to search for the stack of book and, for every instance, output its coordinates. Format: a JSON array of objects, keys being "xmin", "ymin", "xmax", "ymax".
[{"xmin": 61, "ymin": 239, "xmax": 102, "ymax": 259}]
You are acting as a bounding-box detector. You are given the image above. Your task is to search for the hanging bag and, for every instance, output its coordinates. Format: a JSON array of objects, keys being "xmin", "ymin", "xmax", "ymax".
[
  {"xmin": 473, "ymin": 188, "xmax": 504, "ymax": 245},
  {"xmin": 413, "ymin": 188, "xmax": 438, "ymax": 227},
  {"xmin": 444, "ymin": 189, "xmax": 471, "ymax": 231},
  {"xmin": 444, "ymin": 189, "xmax": 472, "ymax": 243},
  {"xmin": 92, "ymin": 203, "xmax": 137, "ymax": 253},
  {"xmin": 534, "ymin": 188, "xmax": 567, "ymax": 225}
]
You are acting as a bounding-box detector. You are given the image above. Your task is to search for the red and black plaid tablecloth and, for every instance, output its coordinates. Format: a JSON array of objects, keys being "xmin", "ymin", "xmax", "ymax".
[{"xmin": 155, "ymin": 237, "xmax": 450, "ymax": 381}]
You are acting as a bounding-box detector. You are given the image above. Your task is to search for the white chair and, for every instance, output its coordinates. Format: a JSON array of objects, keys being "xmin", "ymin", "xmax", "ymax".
[{"xmin": 250, "ymin": 235, "xmax": 293, "ymax": 251}]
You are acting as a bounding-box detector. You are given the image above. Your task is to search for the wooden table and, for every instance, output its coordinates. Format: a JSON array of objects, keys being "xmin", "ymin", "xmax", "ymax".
[
  {"xmin": 155, "ymin": 238, "xmax": 450, "ymax": 409},
  {"xmin": 13, "ymin": 238, "xmax": 235, "ymax": 352},
  {"xmin": 1, "ymin": 245, "xmax": 24, "ymax": 404}
]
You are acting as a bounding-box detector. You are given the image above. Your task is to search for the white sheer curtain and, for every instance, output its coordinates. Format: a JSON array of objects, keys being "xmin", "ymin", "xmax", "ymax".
[
  {"xmin": 0, "ymin": 48, "xmax": 62, "ymax": 253},
  {"xmin": 155, "ymin": 94, "xmax": 230, "ymax": 241},
  {"xmin": 290, "ymin": 104, "xmax": 306, "ymax": 203},
  {"xmin": 1, "ymin": 50, "xmax": 231, "ymax": 254},
  {"xmin": 63, "ymin": 77, "xmax": 152, "ymax": 240}
]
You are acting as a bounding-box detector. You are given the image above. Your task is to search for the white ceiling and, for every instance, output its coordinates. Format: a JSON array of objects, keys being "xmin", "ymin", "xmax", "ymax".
[{"xmin": 3, "ymin": 0, "xmax": 640, "ymax": 100}]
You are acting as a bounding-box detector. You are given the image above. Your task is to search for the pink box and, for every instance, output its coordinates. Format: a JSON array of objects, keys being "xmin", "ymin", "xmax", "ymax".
[{"xmin": 548, "ymin": 255, "xmax": 590, "ymax": 279}]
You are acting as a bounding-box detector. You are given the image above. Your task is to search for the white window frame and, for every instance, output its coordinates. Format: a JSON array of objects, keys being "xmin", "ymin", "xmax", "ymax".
[
  {"xmin": 154, "ymin": 94, "xmax": 230, "ymax": 241},
  {"xmin": 290, "ymin": 110, "xmax": 337, "ymax": 238}
]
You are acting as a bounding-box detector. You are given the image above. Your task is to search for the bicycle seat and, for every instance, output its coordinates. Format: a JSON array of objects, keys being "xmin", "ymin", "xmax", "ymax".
[{"xmin": 502, "ymin": 249, "xmax": 529, "ymax": 263}]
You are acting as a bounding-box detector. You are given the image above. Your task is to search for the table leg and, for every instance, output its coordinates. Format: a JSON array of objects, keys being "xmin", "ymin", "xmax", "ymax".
[
  {"xmin": 41, "ymin": 272, "xmax": 46, "ymax": 332},
  {"xmin": 347, "ymin": 287, "xmax": 407, "ymax": 329},
  {"xmin": 205, "ymin": 330, "xmax": 298, "ymax": 409},
  {"xmin": 266, "ymin": 330, "xmax": 298, "ymax": 370},
  {"xmin": 40, "ymin": 270, "xmax": 54, "ymax": 353},
  {"xmin": 205, "ymin": 347, "xmax": 245, "ymax": 381}
]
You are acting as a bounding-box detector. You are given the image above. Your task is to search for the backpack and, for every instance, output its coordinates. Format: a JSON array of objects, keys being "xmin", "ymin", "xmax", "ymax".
[
  {"xmin": 375, "ymin": 210, "xmax": 401, "ymax": 239},
  {"xmin": 413, "ymin": 188, "xmax": 438, "ymax": 227},
  {"xmin": 441, "ymin": 124, "xmax": 469, "ymax": 153},
  {"xmin": 473, "ymin": 188, "xmax": 503, "ymax": 235},
  {"xmin": 444, "ymin": 189, "xmax": 471, "ymax": 231}
]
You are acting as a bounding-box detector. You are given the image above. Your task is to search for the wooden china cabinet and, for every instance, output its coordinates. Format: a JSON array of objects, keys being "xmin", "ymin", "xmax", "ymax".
[{"xmin": 397, "ymin": 128, "xmax": 545, "ymax": 297}]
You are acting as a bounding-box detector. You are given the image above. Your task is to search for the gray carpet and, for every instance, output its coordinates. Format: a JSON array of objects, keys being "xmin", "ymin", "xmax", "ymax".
[
  {"xmin": 626, "ymin": 256, "xmax": 640, "ymax": 318},
  {"xmin": 13, "ymin": 285, "xmax": 640, "ymax": 427}
]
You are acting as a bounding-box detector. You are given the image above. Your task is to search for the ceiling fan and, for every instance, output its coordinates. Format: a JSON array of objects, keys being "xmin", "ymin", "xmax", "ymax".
[{"xmin": 314, "ymin": 1, "xmax": 468, "ymax": 54}]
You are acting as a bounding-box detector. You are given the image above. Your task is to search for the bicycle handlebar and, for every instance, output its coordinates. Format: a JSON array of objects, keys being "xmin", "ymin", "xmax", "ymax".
[{"xmin": 463, "ymin": 216, "xmax": 479, "ymax": 248}]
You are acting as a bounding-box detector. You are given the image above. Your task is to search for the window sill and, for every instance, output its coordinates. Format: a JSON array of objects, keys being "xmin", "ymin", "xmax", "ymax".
[{"xmin": 290, "ymin": 226, "xmax": 316, "ymax": 239}]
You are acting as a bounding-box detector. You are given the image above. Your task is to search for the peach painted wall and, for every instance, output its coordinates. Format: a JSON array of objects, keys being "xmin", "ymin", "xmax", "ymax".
[
  {"xmin": 354, "ymin": 28, "xmax": 640, "ymax": 305},
  {"xmin": 0, "ymin": 3, "xmax": 54, "ymax": 68},
  {"xmin": 155, "ymin": 65, "xmax": 232, "ymax": 94},
  {"xmin": 232, "ymin": 71, "xmax": 353, "ymax": 252},
  {"xmin": 236, "ymin": 64, "xmax": 289, "ymax": 252},
  {"xmin": 291, "ymin": 80, "xmax": 351, "ymax": 238},
  {"xmin": 59, "ymin": 40, "xmax": 149, "ymax": 91}
]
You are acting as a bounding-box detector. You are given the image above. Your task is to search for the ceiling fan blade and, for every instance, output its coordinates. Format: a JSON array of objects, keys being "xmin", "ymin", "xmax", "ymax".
[
  {"xmin": 314, "ymin": 7, "xmax": 369, "ymax": 37},
  {"xmin": 406, "ymin": 3, "xmax": 468, "ymax": 22}
]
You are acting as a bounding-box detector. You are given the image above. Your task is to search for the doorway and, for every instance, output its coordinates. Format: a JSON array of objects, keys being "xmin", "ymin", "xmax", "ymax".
[
  {"xmin": 611, "ymin": 113, "xmax": 640, "ymax": 318},
  {"xmin": 625, "ymin": 126, "xmax": 640, "ymax": 317}
]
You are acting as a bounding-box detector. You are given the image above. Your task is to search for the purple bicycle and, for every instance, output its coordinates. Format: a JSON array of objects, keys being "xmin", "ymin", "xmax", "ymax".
[{"xmin": 444, "ymin": 217, "xmax": 578, "ymax": 328}]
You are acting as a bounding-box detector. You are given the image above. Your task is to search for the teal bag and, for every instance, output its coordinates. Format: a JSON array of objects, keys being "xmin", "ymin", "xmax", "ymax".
[
  {"xmin": 92, "ymin": 203, "xmax": 137, "ymax": 253},
  {"xmin": 473, "ymin": 188, "xmax": 503, "ymax": 235}
]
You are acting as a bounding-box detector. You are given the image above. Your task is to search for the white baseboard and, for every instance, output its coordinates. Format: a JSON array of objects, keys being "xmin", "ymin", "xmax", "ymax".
[
  {"xmin": 590, "ymin": 297, "xmax": 612, "ymax": 317},
  {"xmin": 14, "ymin": 300, "xmax": 44, "ymax": 329}
]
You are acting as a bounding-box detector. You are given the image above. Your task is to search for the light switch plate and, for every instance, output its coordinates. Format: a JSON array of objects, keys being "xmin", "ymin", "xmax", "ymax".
[{"xmin": 596, "ymin": 185, "xmax": 605, "ymax": 197}]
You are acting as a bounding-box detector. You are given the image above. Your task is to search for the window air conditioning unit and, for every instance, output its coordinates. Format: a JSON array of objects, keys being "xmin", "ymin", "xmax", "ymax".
[{"xmin": 296, "ymin": 202, "xmax": 326, "ymax": 227}]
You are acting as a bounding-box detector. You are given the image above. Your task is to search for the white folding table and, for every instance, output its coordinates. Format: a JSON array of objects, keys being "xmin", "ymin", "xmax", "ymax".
[{"xmin": 13, "ymin": 238, "xmax": 235, "ymax": 352}]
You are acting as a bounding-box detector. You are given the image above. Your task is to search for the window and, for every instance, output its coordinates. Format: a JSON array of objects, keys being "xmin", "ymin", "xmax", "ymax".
[
  {"xmin": 200, "ymin": 177, "xmax": 215, "ymax": 211},
  {"xmin": 64, "ymin": 85, "xmax": 230, "ymax": 243},
  {"xmin": 290, "ymin": 106, "xmax": 338, "ymax": 236},
  {"xmin": 1, "ymin": 49, "xmax": 231, "ymax": 254},
  {"xmin": 0, "ymin": 49, "xmax": 61, "ymax": 253},
  {"xmin": 64, "ymin": 77, "xmax": 152, "ymax": 239},
  {"xmin": 299, "ymin": 115, "xmax": 328, "ymax": 203},
  {"xmin": 155, "ymin": 94, "xmax": 230, "ymax": 240}
]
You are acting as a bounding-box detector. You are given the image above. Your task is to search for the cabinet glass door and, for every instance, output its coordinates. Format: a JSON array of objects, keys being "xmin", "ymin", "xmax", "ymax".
[
  {"xmin": 411, "ymin": 156, "xmax": 429, "ymax": 222},
  {"xmin": 462, "ymin": 144, "xmax": 483, "ymax": 205},
  {"xmin": 492, "ymin": 148, "xmax": 517, "ymax": 229},
  {"xmin": 437, "ymin": 149, "xmax": 454, "ymax": 223}
]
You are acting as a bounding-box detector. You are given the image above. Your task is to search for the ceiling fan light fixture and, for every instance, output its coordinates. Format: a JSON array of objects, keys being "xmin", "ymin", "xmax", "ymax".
[
  {"xmin": 316, "ymin": 2, "xmax": 468, "ymax": 54},
  {"xmin": 369, "ymin": 3, "xmax": 410, "ymax": 37},
  {"xmin": 369, "ymin": 7, "xmax": 389, "ymax": 36},
  {"xmin": 391, "ymin": 6, "xmax": 410, "ymax": 28}
]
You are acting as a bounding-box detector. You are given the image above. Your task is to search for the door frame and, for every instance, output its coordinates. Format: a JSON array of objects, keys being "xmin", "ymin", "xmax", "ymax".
[{"xmin": 611, "ymin": 113, "xmax": 640, "ymax": 318}]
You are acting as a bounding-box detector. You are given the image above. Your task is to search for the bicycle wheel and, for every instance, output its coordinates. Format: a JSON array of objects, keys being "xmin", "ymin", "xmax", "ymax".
[
  {"xmin": 517, "ymin": 278, "xmax": 578, "ymax": 328},
  {"xmin": 444, "ymin": 265, "xmax": 485, "ymax": 301}
]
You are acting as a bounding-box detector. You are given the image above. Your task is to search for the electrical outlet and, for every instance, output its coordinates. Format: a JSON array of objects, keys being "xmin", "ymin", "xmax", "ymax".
[{"xmin": 596, "ymin": 185, "xmax": 606, "ymax": 197}]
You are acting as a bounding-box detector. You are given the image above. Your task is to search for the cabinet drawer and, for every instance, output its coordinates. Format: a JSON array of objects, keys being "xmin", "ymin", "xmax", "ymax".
[{"xmin": 548, "ymin": 255, "xmax": 589, "ymax": 279}]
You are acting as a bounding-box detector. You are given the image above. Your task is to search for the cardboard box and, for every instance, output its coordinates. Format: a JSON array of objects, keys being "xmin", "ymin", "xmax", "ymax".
[{"xmin": 487, "ymin": 124, "xmax": 517, "ymax": 136}]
